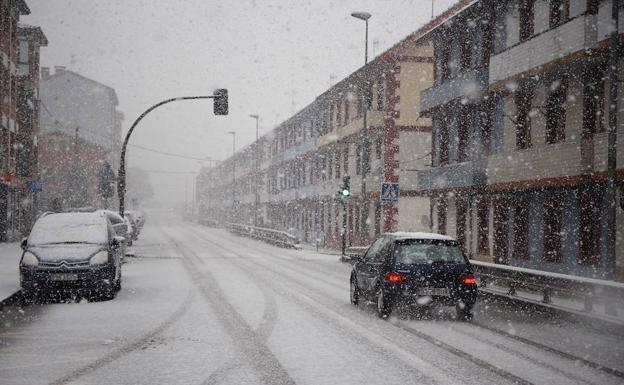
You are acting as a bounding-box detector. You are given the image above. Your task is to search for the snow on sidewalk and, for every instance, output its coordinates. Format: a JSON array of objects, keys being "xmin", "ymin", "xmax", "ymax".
[{"xmin": 0, "ymin": 242, "xmax": 22, "ymax": 302}]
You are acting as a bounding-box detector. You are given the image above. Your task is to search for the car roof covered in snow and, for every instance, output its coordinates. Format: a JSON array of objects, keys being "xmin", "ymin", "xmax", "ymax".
[{"xmin": 384, "ymin": 232, "xmax": 455, "ymax": 242}]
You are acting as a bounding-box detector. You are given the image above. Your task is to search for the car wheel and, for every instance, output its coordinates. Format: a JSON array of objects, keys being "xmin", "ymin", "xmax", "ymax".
[
  {"xmin": 127, "ymin": 239, "xmax": 133, "ymax": 246},
  {"xmin": 350, "ymin": 278, "xmax": 359, "ymax": 306},
  {"xmin": 456, "ymin": 302, "xmax": 473, "ymax": 321},
  {"xmin": 376, "ymin": 287, "xmax": 392, "ymax": 318}
]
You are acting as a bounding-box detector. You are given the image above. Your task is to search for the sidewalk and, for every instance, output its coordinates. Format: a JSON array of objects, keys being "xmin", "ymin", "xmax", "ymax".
[{"xmin": 0, "ymin": 242, "xmax": 22, "ymax": 303}]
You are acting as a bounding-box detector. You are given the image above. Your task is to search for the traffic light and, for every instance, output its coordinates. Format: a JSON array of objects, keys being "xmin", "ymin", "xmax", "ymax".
[
  {"xmin": 213, "ymin": 89, "xmax": 228, "ymax": 115},
  {"xmin": 340, "ymin": 176, "xmax": 351, "ymax": 198}
]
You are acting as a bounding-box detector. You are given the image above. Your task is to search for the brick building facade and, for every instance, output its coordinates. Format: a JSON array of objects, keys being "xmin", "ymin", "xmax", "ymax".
[{"xmin": 0, "ymin": 1, "xmax": 47, "ymax": 240}]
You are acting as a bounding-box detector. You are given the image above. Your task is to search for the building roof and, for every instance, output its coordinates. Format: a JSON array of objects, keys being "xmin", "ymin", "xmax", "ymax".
[
  {"xmin": 18, "ymin": 24, "xmax": 49, "ymax": 46},
  {"xmin": 44, "ymin": 69, "xmax": 118, "ymax": 105}
]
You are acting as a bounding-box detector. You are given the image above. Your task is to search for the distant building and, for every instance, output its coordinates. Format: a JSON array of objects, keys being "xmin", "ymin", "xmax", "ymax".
[
  {"xmin": 39, "ymin": 68, "xmax": 123, "ymax": 211},
  {"xmin": 418, "ymin": 0, "xmax": 624, "ymax": 280}
]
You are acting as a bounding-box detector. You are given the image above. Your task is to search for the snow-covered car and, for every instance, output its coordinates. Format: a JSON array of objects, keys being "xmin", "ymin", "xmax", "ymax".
[
  {"xmin": 98, "ymin": 210, "xmax": 132, "ymax": 249},
  {"xmin": 349, "ymin": 232, "xmax": 478, "ymax": 320},
  {"xmin": 19, "ymin": 212, "xmax": 123, "ymax": 299},
  {"xmin": 124, "ymin": 211, "xmax": 141, "ymax": 237}
]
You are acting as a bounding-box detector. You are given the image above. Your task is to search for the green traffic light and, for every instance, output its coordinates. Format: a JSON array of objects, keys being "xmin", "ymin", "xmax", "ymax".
[{"xmin": 342, "ymin": 189, "xmax": 350, "ymax": 197}]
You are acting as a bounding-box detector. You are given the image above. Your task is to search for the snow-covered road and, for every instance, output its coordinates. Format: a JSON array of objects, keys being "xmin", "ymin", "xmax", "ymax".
[{"xmin": 1, "ymin": 217, "xmax": 623, "ymax": 385}]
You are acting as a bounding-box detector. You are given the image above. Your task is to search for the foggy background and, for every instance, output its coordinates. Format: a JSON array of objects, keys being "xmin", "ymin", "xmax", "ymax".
[{"xmin": 23, "ymin": 0, "xmax": 456, "ymax": 206}]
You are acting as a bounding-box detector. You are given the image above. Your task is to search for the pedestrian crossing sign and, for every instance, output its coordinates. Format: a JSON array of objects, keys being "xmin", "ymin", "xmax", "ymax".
[{"xmin": 380, "ymin": 182, "xmax": 400, "ymax": 202}]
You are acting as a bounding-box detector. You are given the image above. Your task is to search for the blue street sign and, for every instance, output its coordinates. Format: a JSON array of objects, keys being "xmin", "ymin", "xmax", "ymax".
[
  {"xmin": 27, "ymin": 180, "xmax": 42, "ymax": 192},
  {"xmin": 380, "ymin": 182, "xmax": 400, "ymax": 202}
]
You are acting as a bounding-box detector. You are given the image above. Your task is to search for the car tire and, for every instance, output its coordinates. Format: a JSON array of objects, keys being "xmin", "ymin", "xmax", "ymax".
[
  {"xmin": 127, "ymin": 239, "xmax": 133, "ymax": 246},
  {"xmin": 376, "ymin": 287, "xmax": 392, "ymax": 318},
  {"xmin": 456, "ymin": 302, "xmax": 473, "ymax": 321},
  {"xmin": 350, "ymin": 278, "xmax": 359, "ymax": 306},
  {"xmin": 114, "ymin": 271, "xmax": 122, "ymax": 293}
]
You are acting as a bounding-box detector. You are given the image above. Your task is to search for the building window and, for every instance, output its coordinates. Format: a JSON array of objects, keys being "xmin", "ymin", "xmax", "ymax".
[
  {"xmin": 481, "ymin": 14, "xmax": 494, "ymax": 67},
  {"xmin": 344, "ymin": 98, "xmax": 350, "ymax": 125},
  {"xmin": 456, "ymin": 199, "xmax": 468, "ymax": 253},
  {"xmin": 356, "ymin": 144, "xmax": 362, "ymax": 175},
  {"xmin": 356, "ymin": 94, "xmax": 363, "ymax": 118},
  {"xmin": 476, "ymin": 198, "xmax": 489, "ymax": 255},
  {"xmin": 460, "ymin": 33, "xmax": 472, "ymax": 70},
  {"xmin": 376, "ymin": 79, "xmax": 386, "ymax": 110},
  {"xmin": 515, "ymin": 81, "xmax": 535, "ymax": 150},
  {"xmin": 329, "ymin": 104, "xmax": 334, "ymax": 129},
  {"xmin": 543, "ymin": 192, "xmax": 563, "ymax": 263},
  {"xmin": 480, "ymin": 98, "xmax": 493, "ymax": 157},
  {"xmin": 458, "ymin": 106, "xmax": 470, "ymax": 162},
  {"xmin": 440, "ymin": 41, "xmax": 452, "ymax": 81},
  {"xmin": 549, "ymin": 0, "xmax": 569, "ymax": 28},
  {"xmin": 545, "ymin": 79, "xmax": 567, "ymax": 144},
  {"xmin": 336, "ymin": 100, "xmax": 342, "ymax": 127},
  {"xmin": 437, "ymin": 199, "xmax": 447, "ymax": 235},
  {"xmin": 583, "ymin": 67, "xmax": 606, "ymax": 137},
  {"xmin": 375, "ymin": 136, "xmax": 383, "ymax": 160},
  {"xmin": 578, "ymin": 185, "xmax": 602, "ymax": 265},
  {"xmin": 321, "ymin": 156, "xmax": 327, "ymax": 181},
  {"xmin": 343, "ymin": 147, "xmax": 349, "ymax": 174},
  {"xmin": 519, "ymin": 0, "xmax": 535, "ymax": 42},
  {"xmin": 512, "ymin": 198, "xmax": 529, "ymax": 260},
  {"xmin": 327, "ymin": 153, "xmax": 333, "ymax": 180},
  {"xmin": 335, "ymin": 151, "xmax": 341, "ymax": 179},
  {"xmin": 439, "ymin": 124, "xmax": 450, "ymax": 165}
]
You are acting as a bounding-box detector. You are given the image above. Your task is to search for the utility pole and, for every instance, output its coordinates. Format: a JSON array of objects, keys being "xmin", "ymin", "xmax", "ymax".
[
  {"xmin": 605, "ymin": 0, "xmax": 620, "ymax": 283},
  {"xmin": 227, "ymin": 131, "xmax": 236, "ymax": 222},
  {"xmin": 249, "ymin": 114, "xmax": 260, "ymax": 226}
]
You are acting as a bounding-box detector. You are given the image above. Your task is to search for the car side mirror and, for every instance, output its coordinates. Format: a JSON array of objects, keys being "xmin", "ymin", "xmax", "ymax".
[
  {"xmin": 111, "ymin": 236, "xmax": 125, "ymax": 248},
  {"xmin": 21, "ymin": 238, "xmax": 28, "ymax": 250}
]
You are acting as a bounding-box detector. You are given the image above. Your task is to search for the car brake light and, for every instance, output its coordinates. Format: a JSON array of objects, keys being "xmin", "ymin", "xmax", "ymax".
[
  {"xmin": 460, "ymin": 275, "xmax": 477, "ymax": 285},
  {"xmin": 385, "ymin": 272, "xmax": 406, "ymax": 282}
]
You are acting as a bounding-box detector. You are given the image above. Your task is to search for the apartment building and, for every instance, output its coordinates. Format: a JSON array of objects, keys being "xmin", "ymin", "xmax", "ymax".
[
  {"xmin": 0, "ymin": 1, "xmax": 46, "ymax": 240},
  {"xmin": 16, "ymin": 24, "xmax": 47, "ymax": 232},
  {"xmin": 198, "ymin": 19, "xmax": 443, "ymax": 248},
  {"xmin": 419, "ymin": 0, "xmax": 624, "ymax": 279}
]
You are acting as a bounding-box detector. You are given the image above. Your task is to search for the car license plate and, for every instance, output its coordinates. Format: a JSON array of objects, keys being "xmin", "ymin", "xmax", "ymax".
[
  {"xmin": 418, "ymin": 288, "xmax": 449, "ymax": 296},
  {"xmin": 51, "ymin": 273, "xmax": 78, "ymax": 281}
]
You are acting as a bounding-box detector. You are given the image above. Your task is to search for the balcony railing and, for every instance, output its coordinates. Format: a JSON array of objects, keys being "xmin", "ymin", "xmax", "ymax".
[
  {"xmin": 420, "ymin": 68, "xmax": 488, "ymax": 113},
  {"xmin": 417, "ymin": 158, "xmax": 487, "ymax": 192}
]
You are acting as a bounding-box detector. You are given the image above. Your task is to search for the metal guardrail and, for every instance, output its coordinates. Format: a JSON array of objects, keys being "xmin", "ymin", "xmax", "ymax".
[
  {"xmin": 227, "ymin": 223, "xmax": 301, "ymax": 249},
  {"xmin": 472, "ymin": 260, "xmax": 624, "ymax": 319},
  {"xmin": 340, "ymin": 245, "xmax": 624, "ymax": 320}
]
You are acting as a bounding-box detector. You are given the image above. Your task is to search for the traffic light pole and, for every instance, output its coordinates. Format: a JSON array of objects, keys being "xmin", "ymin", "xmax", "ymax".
[
  {"xmin": 341, "ymin": 199, "xmax": 347, "ymax": 259},
  {"xmin": 118, "ymin": 92, "xmax": 227, "ymax": 217}
]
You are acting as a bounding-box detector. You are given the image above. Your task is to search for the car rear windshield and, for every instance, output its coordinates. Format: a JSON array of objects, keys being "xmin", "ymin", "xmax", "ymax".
[
  {"xmin": 394, "ymin": 240, "xmax": 467, "ymax": 265},
  {"xmin": 29, "ymin": 214, "xmax": 107, "ymax": 246}
]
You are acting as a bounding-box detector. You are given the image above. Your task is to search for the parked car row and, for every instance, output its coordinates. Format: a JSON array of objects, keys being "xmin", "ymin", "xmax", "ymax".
[{"xmin": 19, "ymin": 209, "xmax": 146, "ymax": 300}]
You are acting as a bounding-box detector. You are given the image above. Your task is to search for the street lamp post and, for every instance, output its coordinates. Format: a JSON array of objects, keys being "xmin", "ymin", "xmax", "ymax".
[
  {"xmin": 227, "ymin": 131, "xmax": 236, "ymax": 221},
  {"xmin": 351, "ymin": 12, "xmax": 371, "ymax": 64},
  {"xmin": 351, "ymin": 11, "xmax": 372, "ymax": 244},
  {"xmin": 117, "ymin": 90, "xmax": 228, "ymax": 217},
  {"xmin": 249, "ymin": 114, "xmax": 260, "ymax": 226}
]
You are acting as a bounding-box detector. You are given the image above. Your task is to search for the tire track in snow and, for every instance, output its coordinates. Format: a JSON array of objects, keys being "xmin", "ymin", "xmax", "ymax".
[
  {"xmin": 50, "ymin": 288, "xmax": 195, "ymax": 385},
  {"xmin": 163, "ymin": 230, "xmax": 295, "ymax": 385}
]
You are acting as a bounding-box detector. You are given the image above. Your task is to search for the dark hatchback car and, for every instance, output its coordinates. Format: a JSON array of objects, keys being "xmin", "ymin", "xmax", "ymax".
[
  {"xmin": 350, "ymin": 232, "xmax": 477, "ymax": 320},
  {"xmin": 20, "ymin": 212, "xmax": 123, "ymax": 299}
]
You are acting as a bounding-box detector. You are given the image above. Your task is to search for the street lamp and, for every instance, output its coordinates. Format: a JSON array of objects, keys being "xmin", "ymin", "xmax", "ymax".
[
  {"xmin": 249, "ymin": 114, "xmax": 260, "ymax": 226},
  {"xmin": 351, "ymin": 11, "xmax": 371, "ymax": 65},
  {"xmin": 227, "ymin": 131, "xmax": 236, "ymax": 220},
  {"xmin": 351, "ymin": 11, "xmax": 372, "ymax": 244}
]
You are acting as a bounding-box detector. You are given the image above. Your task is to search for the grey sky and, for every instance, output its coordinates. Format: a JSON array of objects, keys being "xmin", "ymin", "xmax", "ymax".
[{"xmin": 23, "ymin": 0, "xmax": 456, "ymax": 205}]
